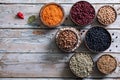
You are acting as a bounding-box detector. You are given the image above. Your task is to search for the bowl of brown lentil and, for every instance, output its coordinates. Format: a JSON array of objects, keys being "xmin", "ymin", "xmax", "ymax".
[
  {"xmin": 70, "ymin": 1, "xmax": 96, "ymax": 26},
  {"xmin": 69, "ymin": 53, "xmax": 94, "ymax": 78},
  {"xmin": 40, "ymin": 2, "xmax": 65, "ymax": 28},
  {"xmin": 97, "ymin": 54, "xmax": 117, "ymax": 74},
  {"xmin": 97, "ymin": 5, "xmax": 117, "ymax": 25},
  {"xmin": 56, "ymin": 27, "xmax": 81, "ymax": 52}
]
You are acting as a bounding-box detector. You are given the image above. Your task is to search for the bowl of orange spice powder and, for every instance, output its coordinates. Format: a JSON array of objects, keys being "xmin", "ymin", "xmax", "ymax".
[{"xmin": 40, "ymin": 3, "xmax": 65, "ymax": 28}]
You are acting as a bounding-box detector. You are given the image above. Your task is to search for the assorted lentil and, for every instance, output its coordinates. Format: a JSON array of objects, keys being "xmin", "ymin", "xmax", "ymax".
[
  {"xmin": 56, "ymin": 28, "xmax": 80, "ymax": 52},
  {"xmin": 19, "ymin": 1, "xmax": 119, "ymax": 77},
  {"xmin": 97, "ymin": 54, "xmax": 117, "ymax": 74},
  {"xmin": 40, "ymin": 3, "xmax": 64, "ymax": 27},
  {"xmin": 70, "ymin": 1, "xmax": 95, "ymax": 26},
  {"xmin": 85, "ymin": 27, "xmax": 111, "ymax": 52},
  {"xmin": 69, "ymin": 53, "xmax": 94, "ymax": 78},
  {"xmin": 97, "ymin": 6, "xmax": 116, "ymax": 25}
]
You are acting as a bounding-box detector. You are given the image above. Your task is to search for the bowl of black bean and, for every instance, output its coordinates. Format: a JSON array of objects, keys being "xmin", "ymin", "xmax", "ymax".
[{"xmin": 85, "ymin": 26, "xmax": 112, "ymax": 53}]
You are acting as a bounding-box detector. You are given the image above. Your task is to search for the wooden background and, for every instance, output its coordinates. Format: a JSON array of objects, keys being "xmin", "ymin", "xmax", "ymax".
[{"xmin": 0, "ymin": 0, "xmax": 120, "ymax": 80}]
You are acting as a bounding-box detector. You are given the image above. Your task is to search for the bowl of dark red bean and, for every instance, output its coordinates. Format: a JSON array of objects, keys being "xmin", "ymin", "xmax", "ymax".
[
  {"xmin": 56, "ymin": 27, "xmax": 81, "ymax": 52},
  {"xmin": 70, "ymin": 1, "xmax": 95, "ymax": 26},
  {"xmin": 85, "ymin": 26, "xmax": 111, "ymax": 53}
]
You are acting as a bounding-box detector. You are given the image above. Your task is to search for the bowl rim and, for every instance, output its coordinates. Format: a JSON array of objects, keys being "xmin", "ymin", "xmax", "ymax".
[
  {"xmin": 69, "ymin": 1, "xmax": 96, "ymax": 26},
  {"xmin": 84, "ymin": 26, "xmax": 112, "ymax": 53},
  {"xmin": 69, "ymin": 52, "xmax": 94, "ymax": 78},
  {"xmin": 39, "ymin": 2, "xmax": 65, "ymax": 28},
  {"xmin": 97, "ymin": 5, "xmax": 117, "ymax": 26},
  {"xmin": 96, "ymin": 54, "xmax": 117, "ymax": 74},
  {"xmin": 55, "ymin": 27, "xmax": 81, "ymax": 52}
]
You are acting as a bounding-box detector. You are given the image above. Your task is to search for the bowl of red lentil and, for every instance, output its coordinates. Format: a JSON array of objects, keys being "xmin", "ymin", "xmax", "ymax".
[
  {"xmin": 70, "ymin": 1, "xmax": 96, "ymax": 26},
  {"xmin": 56, "ymin": 27, "xmax": 81, "ymax": 52},
  {"xmin": 40, "ymin": 2, "xmax": 65, "ymax": 28},
  {"xmin": 97, "ymin": 5, "xmax": 117, "ymax": 25},
  {"xmin": 97, "ymin": 54, "xmax": 117, "ymax": 74}
]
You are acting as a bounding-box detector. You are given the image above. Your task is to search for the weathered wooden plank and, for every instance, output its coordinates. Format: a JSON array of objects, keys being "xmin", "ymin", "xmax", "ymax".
[
  {"xmin": 0, "ymin": 79, "xmax": 119, "ymax": 80},
  {"xmin": 0, "ymin": 4, "xmax": 120, "ymax": 29},
  {"xmin": 0, "ymin": 52, "xmax": 119, "ymax": 78},
  {"xmin": 0, "ymin": 0, "xmax": 120, "ymax": 3},
  {"xmin": 0, "ymin": 29, "xmax": 119, "ymax": 52},
  {"xmin": 0, "ymin": 79, "xmax": 77, "ymax": 80}
]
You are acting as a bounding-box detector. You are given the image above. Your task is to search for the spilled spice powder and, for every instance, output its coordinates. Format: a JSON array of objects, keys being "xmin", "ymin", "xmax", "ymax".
[
  {"xmin": 32, "ymin": 30, "xmax": 44, "ymax": 35},
  {"xmin": 40, "ymin": 3, "xmax": 64, "ymax": 27},
  {"xmin": 97, "ymin": 54, "xmax": 117, "ymax": 74}
]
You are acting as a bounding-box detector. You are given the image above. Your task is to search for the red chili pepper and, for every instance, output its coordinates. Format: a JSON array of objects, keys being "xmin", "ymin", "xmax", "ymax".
[{"xmin": 17, "ymin": 12, "xmax": 24, "ymax": 19}]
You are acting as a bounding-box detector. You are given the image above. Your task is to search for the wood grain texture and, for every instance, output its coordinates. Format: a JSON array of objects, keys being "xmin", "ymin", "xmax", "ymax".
[
  {"xmin": 0, "ymin": 0, "xmax": 120, "ymax": 3},
  {"xmin": 0, "ymin": 29, "xmax": 119, "ymax": 52},
  {"xmin": 0, "ymin": 52, "xmax": 119, "ymax": 78},
  {"xmin": 0, "ymin": 4, "xmax": 120, "ymax": 29},
  {"xmin": 0, "ymin": 79, "xmax": 119, "ymax": 80},
  {"xmin": 0, "ymin": 0, "xmax": 120, "ymax": 79}
]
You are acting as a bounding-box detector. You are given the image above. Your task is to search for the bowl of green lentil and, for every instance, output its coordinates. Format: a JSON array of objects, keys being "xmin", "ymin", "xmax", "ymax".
[
  {"xmin": 69, "ymin": 53, "xmax": 94, "ymax": 78},
  {"xmin": 40, "ymin": 2, "xmax": 65, "ymax": 28}
]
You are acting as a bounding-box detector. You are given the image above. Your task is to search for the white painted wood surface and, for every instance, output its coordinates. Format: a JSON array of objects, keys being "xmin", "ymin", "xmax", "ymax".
[
  {"xmin": 0, "ymin": 4, "xmax": 120, "ymax": 29},
  {"xmin": 0, "ymin": 0, "xmax": 120, "ymax": 3},
  {"xmin": 0, "ymin": 4, "xmax": 120, "ymax": 28},
  {"xmin": 0, "ymin": 0, "xmax": 120, "ymax": 79},
  {"xmin": 0, "ymin": 29, "xmax": 119, "ymax": 52}
]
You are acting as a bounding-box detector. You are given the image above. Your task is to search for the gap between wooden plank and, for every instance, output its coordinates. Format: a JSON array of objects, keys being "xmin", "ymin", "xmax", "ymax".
[
  {"xmin": 0, "ymin": 0, "xmax": 119, "ymax": 4},
  {"xmin": 0, "ymin": 4, "xmax": 120, "ymax": 29}
]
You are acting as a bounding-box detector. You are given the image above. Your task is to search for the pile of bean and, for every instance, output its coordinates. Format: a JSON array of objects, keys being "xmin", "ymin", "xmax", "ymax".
[
  {"xmin": 97, "ymin": 54, "xmax": 117, "ymax": 74},
  {"xmin": 70, "ymin": 1, "xmax": 95, "ymax": 26},
  {"xmin": 56, "ymin": 29, "xmax": 78, "ymax": 52},
  {"xmin": 69, "ymin": 53, "xmax": 94, "ymax": 78},
  {"xmin": 97, "ymin": 6, "xmax": 116, "ymax": 25},
  {"xmin": 85, "ymin": 27, "xmax": 111, "ymax": 52}
]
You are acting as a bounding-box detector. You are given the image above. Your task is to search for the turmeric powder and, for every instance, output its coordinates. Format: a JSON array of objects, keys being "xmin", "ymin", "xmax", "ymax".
[{"xmin": 41, "ymin": 3, "xmax": 64, "ymax": 27}]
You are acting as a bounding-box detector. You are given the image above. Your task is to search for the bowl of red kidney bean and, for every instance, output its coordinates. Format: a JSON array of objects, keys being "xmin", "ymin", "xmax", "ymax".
[{"xmin": 70, "ymin": 1, "xmax": 96, "ymax": 26}]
